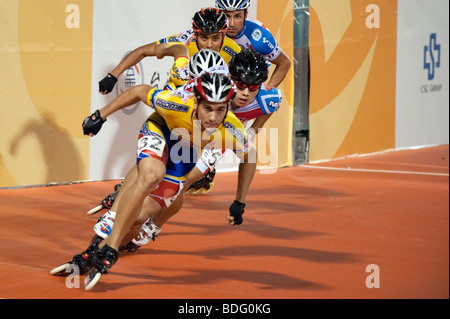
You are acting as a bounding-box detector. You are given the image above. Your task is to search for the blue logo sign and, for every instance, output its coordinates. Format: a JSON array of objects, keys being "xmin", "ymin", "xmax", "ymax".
[{"xmin": 424, "ymin": 33, "xmax": 441, "ymax": 80}]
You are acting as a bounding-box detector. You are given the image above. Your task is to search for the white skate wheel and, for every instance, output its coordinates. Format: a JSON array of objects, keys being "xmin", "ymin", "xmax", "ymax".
[
  {"xmin": 50, "ymin": 263, "xmax": 70, "ymax": 275},
  {"xmin": 84, "ymin": 270, "xmax": 102, "ymax": 291},
  {"xmin": 86, "ymin": 204, "xmax": 103, "ymax": 216}
]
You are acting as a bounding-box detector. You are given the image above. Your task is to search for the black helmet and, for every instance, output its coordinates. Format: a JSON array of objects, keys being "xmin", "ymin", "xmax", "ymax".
[
  {"xmin": 229, "ymin": 49, "xmax": 269, "ymax": 85},
  {"xmin": 193, "ymin": 72, "xmax": 236, "ymax": 103},
  {"xmin": 192, "ymin": 7, "xmax": 228, "ymax": 34}
]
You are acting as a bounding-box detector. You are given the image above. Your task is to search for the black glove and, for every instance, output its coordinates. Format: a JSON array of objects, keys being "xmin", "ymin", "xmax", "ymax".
[
  {"xmin": 82, "ymin": 110, "xmax": 105, "ymax": 136},
  {"xmin": 99, "ymin": 73, "xmax": 117, "ymax": 94},
  {"xmin": 229, "ymin": 200, "xmax": 245, "ymax": 225}
]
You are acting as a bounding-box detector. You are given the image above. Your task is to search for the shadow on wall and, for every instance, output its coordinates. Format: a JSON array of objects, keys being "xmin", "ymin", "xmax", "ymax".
[{"xmin": 9, "ymin": 113, "xmax": 84, "ymax": 185}]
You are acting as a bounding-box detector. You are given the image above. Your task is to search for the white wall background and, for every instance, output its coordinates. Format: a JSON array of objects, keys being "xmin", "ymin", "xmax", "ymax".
[
  {"xmin": 89, "ymin": 0, "xmax": 257, "ymax": 180},
  {"xmin": 396, "ymin": 0, "xmax": 449, "ymax": 149}
]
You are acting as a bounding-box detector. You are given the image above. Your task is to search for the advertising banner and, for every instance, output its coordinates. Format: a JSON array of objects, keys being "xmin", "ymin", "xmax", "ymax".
[
  {"xmin": 0, "ymin": 0, "xmax": 93, "ymax": 187},
  {"xmin": 309, "ymin": 0, "xmax": 397, "ymax": 162},
  {"xmin": 395, "ymin": 0, "xmax": 449, "ymax": 148}
]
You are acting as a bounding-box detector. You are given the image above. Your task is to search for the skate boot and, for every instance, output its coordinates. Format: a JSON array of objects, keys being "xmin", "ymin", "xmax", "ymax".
[
  {"xmin": 84, "ymin": 245, "xmax": 119, "ymax": 291},
  {"xmin": 50, "ymin": 235, "xmax": 103, "ymax": 276},
  {"xmin": 119, "ymin": 217, "xmax": 161, "ymax": 253},
  {"xmin": 186, "ymin": 169, "xmax": 216, "ymax": 195},
  {"xmin": 86, "ymin": 181, "xmax": 123, "ymax": 215},
  {"xmin": 93, "ymin": 210, "xmax": 116, "ymax": 239}
]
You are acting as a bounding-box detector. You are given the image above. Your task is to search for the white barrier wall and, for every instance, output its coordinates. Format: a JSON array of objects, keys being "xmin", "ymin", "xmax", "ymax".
[{"xmin": 396, "ymin": 0, "xmax": 449, "ymax": 149}]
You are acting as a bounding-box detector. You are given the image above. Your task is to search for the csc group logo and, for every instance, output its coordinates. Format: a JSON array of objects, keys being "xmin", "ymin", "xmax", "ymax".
[
  {"xmin": 421, "ymin": 33, "xmax": 442, "ymax": 94},
  {"xmin": 115, "ymin": 51, "xmax": 145, "ymax": 115},
  {"xmin": 423, "ymin": 33, "xmax": 441, "ymax": 81}
]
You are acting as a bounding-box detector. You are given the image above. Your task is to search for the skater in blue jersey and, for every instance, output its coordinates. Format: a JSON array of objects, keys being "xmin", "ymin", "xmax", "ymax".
[{"xmin": 215, "ymin": 0, "xmax": 291, "ymax": 88}]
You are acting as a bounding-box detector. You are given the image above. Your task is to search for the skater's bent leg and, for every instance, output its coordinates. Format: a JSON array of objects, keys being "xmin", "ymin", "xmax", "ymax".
[
  {"xmin": 118, "ymin": 166, "xmax": 198, "ymax": 245},
  {"xmin": 119, "ymin": 195, "xmax": 162, "ymax": 245},
  {"xmin": 151, "ymin": 168, "xmax": 199, "ymax": 227},
  {"xmin": 152, "ymin": 194, "xmax": 184, "ymax": 228},
  {"xmin": 100, "ymin": 157, "xmax": 166, "ymax": 250},
  {"xmin": 110, "ymin": 165, "xmax": 138, "ymax": 212}
]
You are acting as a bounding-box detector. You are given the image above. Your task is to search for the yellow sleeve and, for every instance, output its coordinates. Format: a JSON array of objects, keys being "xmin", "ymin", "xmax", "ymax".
[
  {"xmin": 147, "ymin": 89, "xmax": 196, "ymax": 130},
  {"xmin": 146, "ymin": 88, "xmax": 163, "ymax": 110},
  {"xmin": 220, "ymin": 37, "xmax": 242, "ymax": 64},
  {"xmin": 222, "ymin": 112, "xmax": 249, "ymax": 157},
  {"xmin": 156, "ymin": 33, "xmax": 180, "ymax": 45},
  {"xmin": 158, "ymin": 29, "xmax": 195, "ymax": 46},
  {"xmin": 157, "ymin": 31, "xmax": 199, "ymax": 57},
  {"xmin": 158, "ymin": 31, "xmax": 241, "ymax": 64}
]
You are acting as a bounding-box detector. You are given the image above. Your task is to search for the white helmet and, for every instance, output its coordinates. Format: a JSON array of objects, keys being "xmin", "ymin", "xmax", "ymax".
[
  {"xmin": 189, "ymin": 49, "xmax": 227, "ymax": 78},
  {"xmin": 193, "ymin": 72, "xmax": 236, "ymax": 103},
  {"xmin": 215, "ymin": 0, "xmax": 252, "ymax": 11}
]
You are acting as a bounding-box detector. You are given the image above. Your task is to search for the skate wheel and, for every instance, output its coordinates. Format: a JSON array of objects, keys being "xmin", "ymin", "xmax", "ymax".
[
  {"xmin": 201, "ymin": 182, "xmax": 214, "ymax": 194},
  {"xmin": 86, "ymin": 204, "xmax": 103, "ymax": 216},
  {"xmin": 187, "ymin": 188, "xmax": 198, "ymax": 195},
  {"xmin": 188, "ymin": 183, "xmax": 214, "ymax": 195},
  {"xmin": 84, "ymin": 269, "xmax": 102, "ymax": 291},
  {"xmin": 188, "ymin": 188, "xmax": 205, "ymax": 195},
  {"xmin": 114, "ymin": 182, "xmax": 123, "ymax": 191},
  {"xmin": 50, "ymin": 263, "xmax": 71, "ymax": 276}
]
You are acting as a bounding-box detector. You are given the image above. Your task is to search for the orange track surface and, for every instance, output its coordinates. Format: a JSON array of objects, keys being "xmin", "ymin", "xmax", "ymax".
[{"xmin": 0, "ymin": 145, "xmax": 448, "ymax": 299}]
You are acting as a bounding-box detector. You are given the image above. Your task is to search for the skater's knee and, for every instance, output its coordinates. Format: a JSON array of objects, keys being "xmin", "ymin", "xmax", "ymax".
[{"xmin": 136, "ymin": 169, "xmax": 164, "ymax": 193}]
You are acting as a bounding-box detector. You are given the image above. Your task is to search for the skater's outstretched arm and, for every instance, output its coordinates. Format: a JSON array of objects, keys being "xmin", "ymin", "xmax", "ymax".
[
  {"xmin": 83, "ymin": 84, "xmax": 153, "ymax": 137},
  {"xmin": 226, "ymin": 147, "xmax": 256, "ymax": 227},
  {"xmin": 99, "ymin": 43, "xmax": 188, "ymax": 94},
  {"xmin": 98, "ymin": 84, "xmax": 152, "ymax": 120}
]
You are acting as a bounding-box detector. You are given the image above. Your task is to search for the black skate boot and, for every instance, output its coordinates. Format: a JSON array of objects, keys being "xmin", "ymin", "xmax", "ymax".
[
  {"xmin": 90, "ymin": 244, "xmax": 119, "ymax": 274},
  {"xmin": 50, "ymin": 235, "xmax": 103, "ymax": 276},
  {"xmin": 84, "ymin": 245, "xmax": 119, "ymax": 291},
  {"xmin": 86, "ymin": 181, "xmax": 123, "ymax": 215},
  {"xmin": 186, "ymin": 169, "xmax": 216, "ymax": 195}
]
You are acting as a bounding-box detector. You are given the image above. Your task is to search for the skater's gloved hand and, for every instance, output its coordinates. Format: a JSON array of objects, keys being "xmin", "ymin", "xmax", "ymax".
[
  {"xmin": 227, "ymin": 200, "xmax": 245, "ymax": 226},
  {"xmin": 99, "ymin": 73, "xmax": 117, "ymax": 94},
  {"xmin": 82, "ymin": 110, "xmax": 105, "ymax": 136}
]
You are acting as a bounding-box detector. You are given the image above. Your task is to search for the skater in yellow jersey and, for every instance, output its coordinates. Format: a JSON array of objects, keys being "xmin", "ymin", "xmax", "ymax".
[
  {"xmin": 98, "ymin": 7, "xmax": 241, "ymax": 94},
  {"xmin": 91, "ymin": 50, "xmax": 280, "ymax": 253},
  {"xmin": 51, "ymin": 72, "xmax": 249, "ymax": 291}
]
